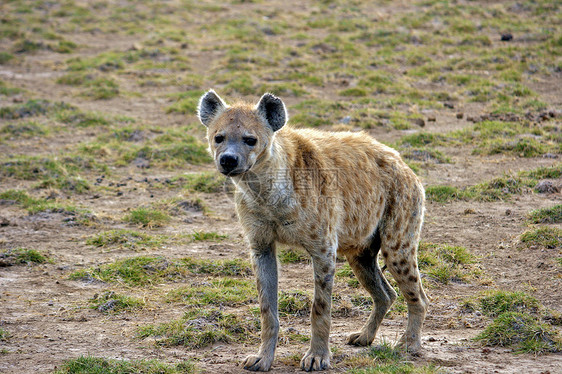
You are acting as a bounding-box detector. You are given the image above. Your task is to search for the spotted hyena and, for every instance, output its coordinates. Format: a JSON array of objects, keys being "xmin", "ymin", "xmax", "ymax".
[{"xmin": 197, "ymin": 90, "xmax": 429, "ymax": 372}]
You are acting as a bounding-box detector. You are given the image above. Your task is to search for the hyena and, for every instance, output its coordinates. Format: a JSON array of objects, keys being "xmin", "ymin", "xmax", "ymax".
[{"xmin": 197, "ymin": 90, "xmax": 429, "ymax": 372}]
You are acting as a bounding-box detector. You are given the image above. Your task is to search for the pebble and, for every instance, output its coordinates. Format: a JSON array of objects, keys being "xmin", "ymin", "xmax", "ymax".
[
  {"xmin": 413, "ymin": 118, "xmax": 425, "ymax": 127},
  {"xmin": 427, "ymin": 116, "xmax": 436, "ymax": 122},
  {"xmin": 456, "ymin": 112, "xmax": 464, "ymax": 119},
  {"xmin": 501, "ymin": 33, "xmax": 513, "ymax": 41},
  {"xmin": 535, "ymin": 180, "xmax": 560, "ymax": 194}
]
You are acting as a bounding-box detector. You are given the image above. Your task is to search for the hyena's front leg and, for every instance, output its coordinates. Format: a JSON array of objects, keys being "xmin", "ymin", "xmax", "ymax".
[
  {"xmin": 301, "ymin": 248, "xmax": 336, "ymax": 372},
  {"xmin": 243, "ymin": 243, "xmax": 279, "ymax": 372}
]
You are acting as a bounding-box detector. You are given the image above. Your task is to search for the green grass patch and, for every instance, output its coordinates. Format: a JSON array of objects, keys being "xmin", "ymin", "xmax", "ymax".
[
  {"xmin": 520, "ymin": 165, "xmax": 562, "ymax": 180},
  {"xmin": 528, "ymin": 205, "xmax": 562, "ymax": 224},
  {"xmin": 89, "ymin": 291, "xmax": 145, "ymax": 314},
  {"xmin": 166, "ymin": 277, "xmax": 256, "ymax": 306},
  {"xmin": 425, "ymin": 164, "xmax": 558, "ymax": 203},
  {"xmin": 69, "ymin": 256, "xmax": 185, "ymax": 286},
  {"xmin": 0, "ymin": 79, "xmax": 21, "ymax": 95},
  {"xmin": 0, "ymin": 120, "xmax": 47, "ymax": 139},
  {"xmin": 477, "ymin": 291, "xmax": 540, "ymax": 317},
  {"xmin": 278, "ymin": 290, "xmax": 312, "ymax": 317},
  {"xmin": 0, "ymin": 52, "xmax": 14, "ymax": 64},
  {"xmin": 418, "ymin": 243, "xmax": 479, "ymax": 284},
  {"xmin": 345, "ymin": 340, "xmax": 440, "ymax": 373},
  {"xmin": 398, "ymin": 132, "xmax": 448, "ymax": 148},
  {"xmin": 86, "ymin": 230, "xmax": 164, "ymax": 250},
  {"xmin": 336, "ymin": 263, "xmax": 359, "ymax": 288},
  {"xmin": 53, "ymin": 356, "xmax": 195, "ymax": 374},
  {"xmin": 165, "ymin": 89, "xmax": 205, "ymax": 114},
  {"xmin": 0, "ymin": 248, "xmax": 51, "ymax": 265},
  {"xmin": 70, "ymin": 256, "xmax": 252, "ymax": 286},
  {"xmin": 0, "ymin": 99, "xmax": 68, "ymax": 120},
  {"xmin": 190, "ymin": 231, "xmax": 227, "ymax": 241},
  {"xmin": 124, "ymin": 207, "xmax": 170, "ymax": 228},
  {"xmin": 57, "ymin": 72, "xmax": 119, "ymax": 99},
  {"xmin": 0, "ymin": 190, "xmax": 92, "ymax": 222},
  {"xmin": 520, "ymin": 226, "xmax": 562, "ymax": 249},
  {"xmin": 137, "ymin": 308, "xmax": 257, "ymax": 348},
  {"xmin": 184, "ymin": 172, "xmax": 225, "ymax": 193},
  {"xmin": 0, "ymin": 328, "xmax": 9, "ymax": 341},
  {"xmin": 1, "ymin": 156, "xmax": 92, "ymax": 193},
  {"xmin": 475, "ymin": 312, "xmax": 561, "ymax": 355},
  {"xmin": 181, "ymin": 257, "xmax": 252, "ymax": 277},
  {"xmin": 278, "ymin": 247, "xmax": 309, "ymax": 264}
]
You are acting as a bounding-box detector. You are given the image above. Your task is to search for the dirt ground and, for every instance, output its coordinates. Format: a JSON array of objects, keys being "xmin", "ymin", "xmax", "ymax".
[{"xmin": 1, "ymin": 0, "xmax": 562, "ymax": 373}]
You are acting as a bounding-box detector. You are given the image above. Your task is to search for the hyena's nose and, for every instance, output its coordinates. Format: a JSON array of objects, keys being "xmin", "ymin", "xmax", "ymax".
[{"xmin": 219, "ymin": 154, "xmax": 239, "ymax": 172}]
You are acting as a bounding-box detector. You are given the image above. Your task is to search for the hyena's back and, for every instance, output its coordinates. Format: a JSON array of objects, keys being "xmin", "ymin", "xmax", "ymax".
[{"xmin": 281, "ymin": 127, "xmax": 424, "ymax": 255}]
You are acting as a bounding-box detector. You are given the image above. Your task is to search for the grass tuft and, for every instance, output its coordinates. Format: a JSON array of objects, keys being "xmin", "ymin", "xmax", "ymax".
[
  {"xmin": 89, "ymin": 291, "xmax": 145, "ymax": 314},
  {"xmin": 137, "ymin": 309, "xmax": 257, "ymax": 348},
  {"xmin": 418, "ymin": 243, "xmax": 479, "ymax": 284},
  {"xmin": 0, "ymin": 248, "xmax": 51, "ymax": 265},
  {"xmin": 86, "ymin": 230, "xmax": 164, "ymax": 250},
  {"xmin": 166, "ymin": 278, "xmax": 256, "ymax": 307},
  {"xmin": 278, "ymin": 290, "xmax": 312, "ymax": 317},
  {"xmin": 53, "ymin": 356, "xmax": 195, "ymax": 374},
  {"xmin": 124, "ymin": 207, "xmax": 170, "ymax": 228},
  {"xmin": 528, "ymin": 205, "xmax": 562, "ymax": 224},
  {"xmin": 475, "ymin": 312, "xmax": 561, "ymax": 354},
  {"xmin": 520, "ymin": 227, "xmax": 562, "ymax": 249}
]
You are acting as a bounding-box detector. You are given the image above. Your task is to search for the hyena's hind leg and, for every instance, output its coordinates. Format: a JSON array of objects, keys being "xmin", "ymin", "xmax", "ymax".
[
  {"xmin": 345, "ymin": 230, "xmax": 397, "ymax": 346},
  {"xmin": 382, "ymin": 203, "xmax": 429, "ymax": 354}
]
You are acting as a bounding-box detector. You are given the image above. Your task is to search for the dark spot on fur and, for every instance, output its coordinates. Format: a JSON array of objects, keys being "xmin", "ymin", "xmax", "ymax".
[
  {"xmin": 408, "ymin": 275, "xmax": 417, "ymax": 282},
  {"xmin": 400, "ymin": 259, "xmax": 407, "ymax": 266},
  {"xmin": 311, "ymin": 233, "xmax": 318, "ymax": 240},
  {"xmin": 313, "ymin": 299, "xmax": 327, "ymax": 316},
  {"xmin": 403, "ymin": 267, "xmax": 410, "ymax": 275},
  {"xmin": 396, "ymin": 268, "xmax": 402, "ymax": 275},
  {"xmin": 392, "ymin": 261, "xmax": 398, "ymax": 267},
  {"xmin": 408, "ymin": 291, "xmax": 415, "ymax": 297},
  {"xmin": 382, "ymin": 251, "xmax": 388, "ymax": 258},
  {"xmin": 411, "ymin": 297, "xmax": 419, "ymax": 303}
]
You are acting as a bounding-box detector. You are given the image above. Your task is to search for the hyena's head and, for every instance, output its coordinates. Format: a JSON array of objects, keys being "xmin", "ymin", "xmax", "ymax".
[{"xmin": 197, "ymin": 90, "xmax": 287, "ymax": 176}]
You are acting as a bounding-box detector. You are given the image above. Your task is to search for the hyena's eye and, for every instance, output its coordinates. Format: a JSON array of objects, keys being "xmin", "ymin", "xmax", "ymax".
[
  {"xmin": 214, "ymin": 135, "xmax": 224, "ymax": 143},
  {"xmin": 243, "ymin": 137, "xmax": 257, "ymax": 146}
]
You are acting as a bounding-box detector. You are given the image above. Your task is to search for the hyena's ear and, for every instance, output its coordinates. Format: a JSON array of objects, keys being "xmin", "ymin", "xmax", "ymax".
[
  {"xmin": 256, "ymin": 93, "xmax": 287, "ymax": 132},
  {"xmin": 197, "ymin": 89, "xmax": 227, "ymax": 127}
]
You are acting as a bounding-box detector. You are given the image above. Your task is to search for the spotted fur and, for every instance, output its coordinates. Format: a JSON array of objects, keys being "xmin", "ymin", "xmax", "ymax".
[{"xmin": 198, "ymin": 91, "xmax": 429, "ymax": 372}]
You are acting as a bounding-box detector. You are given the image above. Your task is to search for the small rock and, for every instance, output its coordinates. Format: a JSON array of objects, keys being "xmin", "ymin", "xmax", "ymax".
[
  {"xmin": 116, "ymin": 191, "xmax": 123, "ymax": 197},
  {"xmin": 339, "ymin": 116, "xmax": 351, "ymax": 124},
  {"xmin": 428, "ymin": 336, "xmax": 437, "ymax": 342},
  {"xmin": 0, "ymin": 217, "xmax": 9, "ymax": 227},
  {"xmin": 535, "ymin": 180, "xmax": 560, "ymax": 194},
  {"xmin": 130, "ymin": 42, "xmax": 143, "ymax": 51},
  {"xmin": 505, "ymin": 209, "xmax": 512, "ymax": 216},
  {"xmin": 501, "ymin": 33, "xmax": 513, "ymax": 41},
  {"xmin": 466, "ymin": 115, "xmax": 475, "ymax": 122},
  {"xmin": 133, "ymin": 157, "xmax": 150, "ymax": 169},
  {"xmin": 464, "ymin": 208, "xmax": 475, "ymax": 215},
  {"xmin": 413, "ymin": 118, "xmax": 425, "ymax": 127},
  {"xmin": 443, "ymin": 102, "xmax": 454, "ymax": 109},
  {"xmin": 427, "ymin": 116, "xmax": 436, "ymax": 122},
  {"xmin": 456, "ymin": 112, "xmax": 464, "ymax": 119},
  {"xmin": 542, "ymin": 153, "xmax": 558, "ymax": 159},
  {"xmin": 180, "ymin": 42, "xmax": 188, "ymax": 49}
]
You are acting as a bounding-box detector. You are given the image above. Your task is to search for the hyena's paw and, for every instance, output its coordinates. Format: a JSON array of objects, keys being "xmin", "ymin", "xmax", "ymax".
[
  {"xmin": 242, "ymin": 354, "xmax": 273, "ymax": 372},
  {"xmin": 300, "ymin": 350, "xmax": 331, "ymax": 372},
  {"xmin": 397, "ymin": 334, "xmax": 422, "ymax": 356},
  {"xmin": 346, "ymin": 332, "xmax": 374, "ymax": 346}
]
